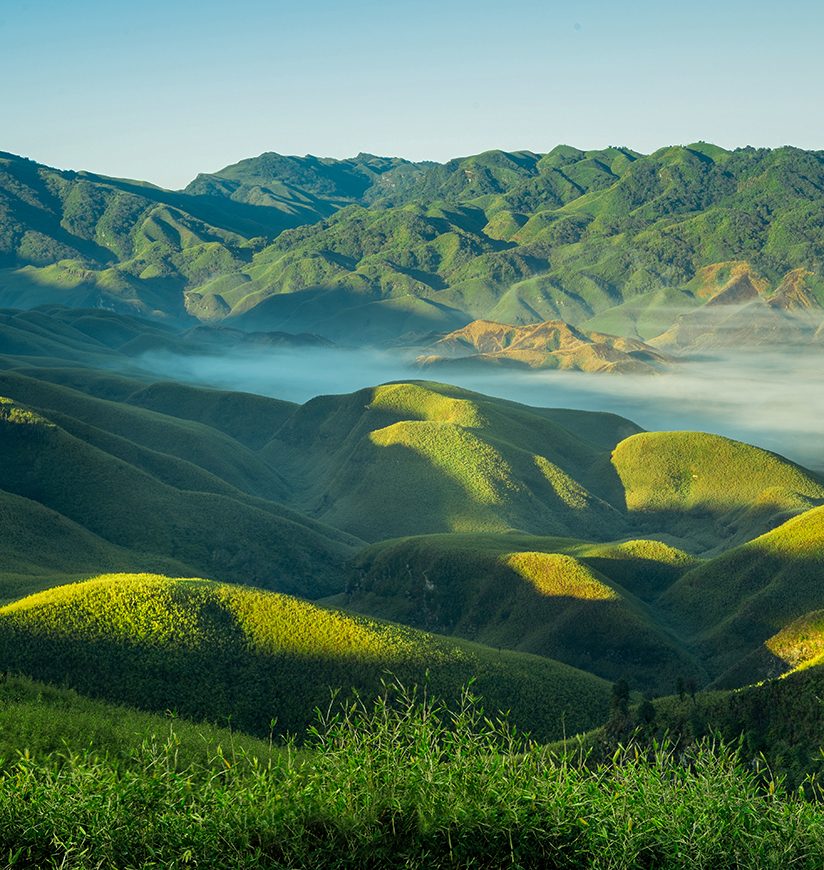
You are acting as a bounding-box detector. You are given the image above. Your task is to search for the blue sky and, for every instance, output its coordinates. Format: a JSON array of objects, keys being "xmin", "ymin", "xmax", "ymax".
[{"xmin": 2, "ymin": 0, "xmax": 822, "ymax": 188}]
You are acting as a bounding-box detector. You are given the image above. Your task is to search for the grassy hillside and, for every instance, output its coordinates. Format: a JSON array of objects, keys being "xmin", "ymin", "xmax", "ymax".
[
  {"xmin": 0, "ymin": 573, "xmax": 612, "ymax": 742},
  {"xmin": 0, "ymin": 395, "xmax": 355, "ymax": 598},
  {"xmin": 262, "ymin": 379, "xmax": 823, "ymax": 551},
  {"xmin": 0, "ymin": 486, "xmax": 178, "ymax": 602},
  {"xmin": 660, "ymin": 506, "xmax": 824, "ymax": 683},
  {"xmin": 0, "ymin": 674, "xmax": 275, "ymax": 768},
  {"xmin": 332, "ymin": 532, "xmax": 701, "ymax": 694},
  {"xmin": 0, "ymin": 337, "xmax": 822, "ymax": 733},
  {"xmin": 1, "ymin": 685, "xmax": 822, "ymax": 868},
  {"xmin": 266, "ymin": 381, "xmax": 637, "ymax": 541},
  {"xmin": 612, "ymin": 431, "xmax": 824, "ymax": 550}
]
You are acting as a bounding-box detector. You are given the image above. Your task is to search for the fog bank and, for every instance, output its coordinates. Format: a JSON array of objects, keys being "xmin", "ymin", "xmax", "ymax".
[{"xmin": 138, "ymin": 346, "xmax": 824, "ymax": 473}]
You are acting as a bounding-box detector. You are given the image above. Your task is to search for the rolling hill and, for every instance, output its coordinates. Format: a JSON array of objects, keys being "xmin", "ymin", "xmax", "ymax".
[
  {"xmin": 0, "ymin": 573, "xmax": 613, "ymax": 741},
  {"xmin": 264, "ymin": 380, "xmax": 638, "ymax": 542},
  {"xmin": 0, "ymin": 389, "xmax": 357, "ymax": 599},
  {"xmin": 0, "ymin": 306, "xmax": 821, "ymax": 773},
  {"xmin": 611, "ymin": 431, "xmax": 824, "ymax": 551},
  {"xmin": 330, "ymin": 532, "xmax": 702, "ymax": 694},
  {"xmin": 660, "ymin": 505, "xmax": 824, "ymax": 684}
]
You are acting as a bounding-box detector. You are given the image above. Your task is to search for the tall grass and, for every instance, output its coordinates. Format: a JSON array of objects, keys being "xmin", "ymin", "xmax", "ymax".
[{"xmin": 1, "ymin": 683, "xmax": 822, "ymax": 869}]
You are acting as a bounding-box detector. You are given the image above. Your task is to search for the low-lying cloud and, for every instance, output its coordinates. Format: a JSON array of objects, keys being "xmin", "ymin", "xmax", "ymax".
[{"xmin": 137, "ymin": 346, "xmax": 824, "ymax": 473}]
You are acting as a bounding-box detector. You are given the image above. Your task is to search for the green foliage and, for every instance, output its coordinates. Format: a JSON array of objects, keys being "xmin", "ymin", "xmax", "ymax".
[
  {"xmin": 599, "ymin": 662, "xmax": 824, "ymax": 788},
  {"xmin": 0, "ymin": 686, "xmax": 822, "ymax": 868},
  {"xmin": 0, "ymin": 674, "xmax": 276, "ymax": 768}
]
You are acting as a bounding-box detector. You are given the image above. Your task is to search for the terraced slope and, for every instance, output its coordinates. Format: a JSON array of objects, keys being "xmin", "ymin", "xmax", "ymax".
[{"xmin": 0, "ymin": 574, "xmax": 612, "ymax": 741}]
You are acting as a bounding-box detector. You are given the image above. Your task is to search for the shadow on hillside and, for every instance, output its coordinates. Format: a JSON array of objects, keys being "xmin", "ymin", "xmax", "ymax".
[
  {"xmin": 345, "ymin": 548, "xmax": 705, "ymax": 697},
  {"xmin": 0, "ymin": 265, "xmax": 191, "ymax": 322},
  {"xmin": 307, "ymin": 437, "xmax": 624, "ymax": 543},
  {"xmin": 84, "ymin": 175, "xmax": 317, "ymax": 240},
  {"xmin": 620, "ymin": 501, "xmax": 822, "ymax": 555},
  {"xmin": 0, "ymin": 617, "xmax": 608, "ymax": 743}
]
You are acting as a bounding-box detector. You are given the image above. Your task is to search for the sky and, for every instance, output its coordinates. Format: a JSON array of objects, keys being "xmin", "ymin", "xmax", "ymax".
[{"xmin": 2, "ymin": 0, "xmax": 823, "ymax": 189}]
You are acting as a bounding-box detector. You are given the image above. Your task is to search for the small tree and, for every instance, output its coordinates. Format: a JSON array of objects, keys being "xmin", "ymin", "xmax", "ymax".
[{"xmin": 636, "ymin": 697, "xmax": 656, "ymax": 728}]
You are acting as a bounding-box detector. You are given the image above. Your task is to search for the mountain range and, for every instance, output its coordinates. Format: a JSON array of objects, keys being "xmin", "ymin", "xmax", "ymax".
[{"xmin": 2, "ymin": 144, "xmax": 824, "ymax": 348}]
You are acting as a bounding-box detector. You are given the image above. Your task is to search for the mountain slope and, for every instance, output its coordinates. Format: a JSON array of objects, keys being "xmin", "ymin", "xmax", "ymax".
[
  {"xmin": 264, "ymin": 381, "xmax": 638, "ymax": 541},
  {"xmin": 332, "ymin": 532, "xmax": 702, "ymax": 694},
  {"xmin": 660, "ymin": 506, "xmax": 824, "ymax": 682},
  {"xmin": 611, "ymin": 431, "xmax": 824, "ymax": 550},
  {"xmin": 0, "ymin": 573, "xmax": 612, "ymax": 741},
  {"xmin": 418, "ymin": 318, "xmax": 669, "ymax": 373},
  {"xmin": 4, "ymin": 145, "xmax": 824, "ymax": 342},
  {"xmin": 0, "ymin": 396, "xmax": 356, "ymax": 597}
]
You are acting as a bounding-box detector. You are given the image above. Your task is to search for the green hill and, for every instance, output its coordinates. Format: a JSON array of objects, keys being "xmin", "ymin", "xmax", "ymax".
[
  {"xmin": 265, "ymin": 381, "xmax": 638, "ymax": 542},
  {"xmin": 0, "ymin": 486, "xmax": 165, "ymax": 602},
  {"xmin": 0, "ymin": 395, "xmax": 356, "ymax": 598},
  {"xmin": 0, "ymin": 151, "xmax": 331, "ymax": 320},
  {"xmin": 611, "ymin": 431, "xmax": 824, "ymax": 550},
  {"xmin": 660, "ymin": 506, "xmax": 824, "ymax": 683},
  {"xmin": 0, "ymin": 573, "xmax": 612, "ymax": 741},
  {"xmin": 1, "ymin": 335, "xmax": 823, "ymax": 741},
  {"xmin": 332, "ymin": 532, "xmax": 701, "ymax": 694}
]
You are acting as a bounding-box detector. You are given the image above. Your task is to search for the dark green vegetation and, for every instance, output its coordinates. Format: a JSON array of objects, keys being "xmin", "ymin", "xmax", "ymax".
[
  {"xmin": 2, "ymin": 145, "xmax": 824, "ymax": 345},
  {"xmin": 2, "ymin": 686, "xmax": 823, "ymax": 869},
  {"xmin": 334, "ymin": 534, "xmax": 701, "ymax": 695},
  {"xmin": 0, "ymin": 317, "xmax": 822, "ymax": 722},
  {"xmin": 625, "ymin": 662, "xmax": 824, "ymax": 786}
]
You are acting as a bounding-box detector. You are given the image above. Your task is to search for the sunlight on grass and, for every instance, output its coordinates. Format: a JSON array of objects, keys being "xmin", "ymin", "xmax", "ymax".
[
  {"xmin": 369, "ymin": 421, "xmax": 517, "ymax": 507},
  {"xmin": 504, "ymin": 552, "xmax": 619, "ymax": 600}
]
